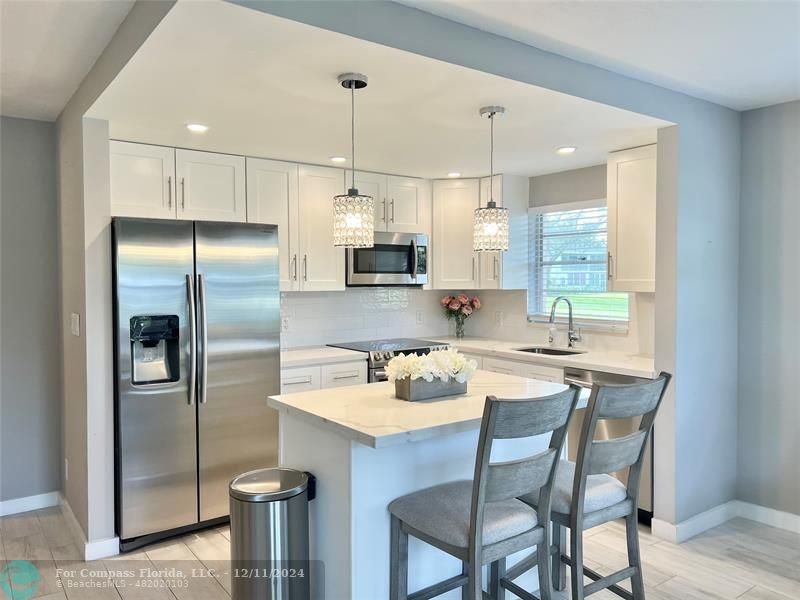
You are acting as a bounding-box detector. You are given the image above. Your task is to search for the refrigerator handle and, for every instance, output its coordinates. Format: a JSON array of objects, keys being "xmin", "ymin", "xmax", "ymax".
[
  {"xmin": 197, "ymin": 273, "xmax": 208, "ymax": 404},
  {"xmin": 186, "ymin": 274, "xmax": 197, "ymax": 406}
]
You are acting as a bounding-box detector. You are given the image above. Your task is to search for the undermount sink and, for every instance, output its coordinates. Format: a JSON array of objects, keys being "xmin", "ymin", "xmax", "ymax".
[{"xmin": 514, "ymin": 347, "xmax": 586, "ymax": 356}]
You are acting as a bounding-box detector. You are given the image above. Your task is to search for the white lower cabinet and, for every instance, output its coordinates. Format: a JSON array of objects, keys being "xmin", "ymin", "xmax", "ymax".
[
  {"xmin": 461, "ymin": 352, "xmax": 484, "ymax": 369},
  {"xmin": 321, "ymin": 361, "xmax": 369, "ymax": 389},
  {"xmin": 281, "ymin": 360, "xmax": 367, "ymax": 394},
  {"xmin": 280, "ymin": 365, "xmax": 321, "ymax": 394},
  {"xmin": 482, "ymin": 356, "xmax": 563, "ymax": 383}
]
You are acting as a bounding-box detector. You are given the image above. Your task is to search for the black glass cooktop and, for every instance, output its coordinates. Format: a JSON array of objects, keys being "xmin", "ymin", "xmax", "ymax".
[{"xmin": 328, "ymin": 338, "xmax": 443, "ymax": 352}]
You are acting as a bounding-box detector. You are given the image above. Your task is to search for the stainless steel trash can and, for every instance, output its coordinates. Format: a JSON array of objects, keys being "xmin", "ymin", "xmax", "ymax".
[{"xmin": 229, "ymin": 468, "xmax": 314, "ymax": 600}]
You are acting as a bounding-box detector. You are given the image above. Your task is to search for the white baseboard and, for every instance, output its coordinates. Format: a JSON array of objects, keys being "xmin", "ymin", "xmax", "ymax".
[
  {"xmin": 60, "ymin": 494, "xmax": 120, "ymax": 561},
  {"xmin": 0, "ymin": 491, "xmax": 60, "ymax": 517},
  {"xmin": 735, "ymin": 500, "xmax": 800, "ymax": 534},
  {"xmin": 652, "ymin": 499, "xmax": 800, "ymax": 543}
]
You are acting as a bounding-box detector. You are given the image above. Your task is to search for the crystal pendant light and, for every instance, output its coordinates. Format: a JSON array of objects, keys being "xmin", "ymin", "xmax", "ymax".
[
  {"xmin": 333, "ymin": 73, "xmax": 374, "ymax": 248},
  {"xmin": 474, "ymin": 106, "xmax": 509, "ymax": 251}
]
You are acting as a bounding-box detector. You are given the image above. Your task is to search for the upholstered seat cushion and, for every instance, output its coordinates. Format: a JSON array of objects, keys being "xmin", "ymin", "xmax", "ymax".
[
  {"xmin": 520, "ymin": 460, "xmax": 628, "ymax": 514},
  {"xmin": 389, "ymin": 480, "xmax": 539, "ymax": 549}
]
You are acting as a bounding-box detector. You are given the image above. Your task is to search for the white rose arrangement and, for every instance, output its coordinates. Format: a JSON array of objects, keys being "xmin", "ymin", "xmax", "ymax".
[{"xmin": 385, "ymin": 349, "xmax": 478, "ymax": 384}]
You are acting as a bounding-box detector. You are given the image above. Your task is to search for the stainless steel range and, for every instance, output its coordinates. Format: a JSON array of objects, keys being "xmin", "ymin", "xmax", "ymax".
[{"xmin": 327, "ymin": 338, "xmax": 449, "ymax": 382}]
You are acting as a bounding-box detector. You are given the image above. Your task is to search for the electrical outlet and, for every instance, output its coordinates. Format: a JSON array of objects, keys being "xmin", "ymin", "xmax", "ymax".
[
  {"xmin": 281, "ymin": 316, "xmax": 290, "ymax": 333},
  {"xmin": 494, "ymin": 311, "xmax": 504, "ymax": 326},
  {"xmin": 70, "ymin": 313, "xmax": 80, "ymax": 337},
  {"xmin": 64, "ymin": 458, "xmax": 69, "ymax": 481},
  {"xmin": 416, "ymin": 311, "xmax": 424, "ymax": 325}
]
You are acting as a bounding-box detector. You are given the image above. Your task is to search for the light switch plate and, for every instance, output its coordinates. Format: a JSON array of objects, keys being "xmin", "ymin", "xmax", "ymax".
[{"xmin": 70, "ymin": 313, "xmax": 81, "ymax": 337}]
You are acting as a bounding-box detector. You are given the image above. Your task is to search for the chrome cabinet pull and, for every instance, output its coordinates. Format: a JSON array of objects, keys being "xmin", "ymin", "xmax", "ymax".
[
  {"xmin": 607, "ymin": 252, "xmax": 614, "ymax": 280},
  {"xmin": 382, "ymin": 198, "xmax": 387, "ymax": 224},
  {"xmin": 390, "ymin": 199, "xmax": 395, "ymax": 223},
  {"xmin": 472, "ymin": 256, "xmax": 476, "ymax": 281},
  {"xmin": 180, "ymin": 177, "xmax": 186, "ymax": 210},
  {"xmin": 291, "ymin": 254, "xmax": 298, "ymax": 281},
  {"xmin": 167, "ymin": 176, "xmax": 172, "ymax": 209},
  {"xmin": 197, "ymin": 273, "xmax": 208, "ymax": 404},
  {"xmin": 493, "ymin": 256, "xmax": 499, "ymax": 279},
  {"xmin": 186, "ymin": 274, "xmax": 197, "ymax": 406},
  {"xmin": 333, "ymin": 373, "xmax": 360, "ymax": 380},
  {"xmin": 303, "ymin": 255, "xmax": 308, "ymax": 281},
  {"xmin": 284, "ymin": 377, "xmax": 312, "ymax": 386}
]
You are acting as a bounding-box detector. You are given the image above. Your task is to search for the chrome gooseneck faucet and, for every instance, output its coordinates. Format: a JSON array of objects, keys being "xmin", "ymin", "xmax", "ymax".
[{"xmin": 548, "ymin": 296, "xmax": 582, "ymax": 348}]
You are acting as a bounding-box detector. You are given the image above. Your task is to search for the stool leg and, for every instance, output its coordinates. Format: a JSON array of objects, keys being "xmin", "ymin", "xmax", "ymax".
[
  {"xmin": 625, "ymin": 513, "xmax": 646, "ymax": 600},
  {"xmin": 537, "ymin": 535, "xmax": 553, "ymax": 600},
  {"xmin": 489, "ymin": 558, "xmax": 506, "ymax": 600},
  {"xmin": 569, "ymin": 526, "xmax": 584, "ymax": 600},
  {"xmin": 390, "ymin": 515, "xmax": 408, "ymax": 600},
  {"xmin": 461, "ymin": 561, "xmax": 469, "ymax": 600},
  {"xmin": 467, "ymin": 557, "xmax": 482, "ymax": 600},
  {"xmin": 552, "ymin": 523, "xmax": 567, "ymax": 591}
]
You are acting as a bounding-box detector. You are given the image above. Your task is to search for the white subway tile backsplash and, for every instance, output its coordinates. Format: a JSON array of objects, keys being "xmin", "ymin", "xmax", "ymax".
[{"xmin": 280, "ymin": 289, "xmax": 452, "ymax": 348}]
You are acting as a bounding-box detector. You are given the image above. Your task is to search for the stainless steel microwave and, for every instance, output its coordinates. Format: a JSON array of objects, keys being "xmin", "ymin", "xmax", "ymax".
[{"xmin": 346, "ymin": 232, "xmax": 428, "ymax": 286}]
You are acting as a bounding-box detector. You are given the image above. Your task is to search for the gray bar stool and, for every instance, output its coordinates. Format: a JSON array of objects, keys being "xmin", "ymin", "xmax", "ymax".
[
  {"xmin": 388, "ymin": 386, "xmax": 581, "ymax": 600},
  {"xmin": 517, "ymin": 372, "xmax": 672, "ymax": 600}
]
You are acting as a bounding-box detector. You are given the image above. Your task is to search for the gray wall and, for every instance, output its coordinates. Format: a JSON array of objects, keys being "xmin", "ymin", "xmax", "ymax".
[
  {"xmin": 0, "ymin": 116, "xmax": 61, "ymax": 501},
  {"xmin": 529, "ymin": 164, "xmax": 606, "ymax": 207},
  {"xmin": 738, "ymin": 100, "xmax": 800, "ymax": 516},
  {"xmin": 234, "ymin": 0, "xmax": 741, "ymax": 526}
]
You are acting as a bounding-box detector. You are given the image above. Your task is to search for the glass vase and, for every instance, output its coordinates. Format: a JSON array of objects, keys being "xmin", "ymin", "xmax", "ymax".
[{"xmin": 455, "ymin": 315, "xmax": 466, "ymax": 339}]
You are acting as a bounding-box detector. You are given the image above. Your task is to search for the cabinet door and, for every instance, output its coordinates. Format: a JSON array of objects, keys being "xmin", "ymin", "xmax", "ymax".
[
  {"xmin": 280, "ymin": 366, "xmax": 321, "ymax": 394},
  {"xmin": 354, "ymin": 171, "xmax": 388, "ymax": 232},
  {"xmin": 246, "ymin": 158, "xmax": 299, "ymax": 291},
  {"xmin": 520, "ymin": 364, "xmax": 564, "ymax": 383},
  {"xmin": 297, "ymin": 164, "xmax": 346, "ymax": 291},
  {"xmin": 607, "ymin": 144, "xmax": 657, "ymax": 292},
  {"xmin": 482, "ymin": 357, "xmax": 525, "ymax": 376},
  {"xmin": 478, "ymin": 175, "xmax": 503, "ymax": 289},
  {"xmin": 176, "ymin": 149, "xmax": 246, "ymax": 222},
  {"xmin": 432, "ymin": 179, "xmax": 479, "ymax": 289},
  {"xmin": 321, "ymin": 361, "xmax": 368, "ymax": 388},
  {"xmin": 110, "ymin": 141, "xmax": 176, "ymax": 219},
  {"xmin": 388, "ymin": 176, "xmax": 429, "ymax": 233}
]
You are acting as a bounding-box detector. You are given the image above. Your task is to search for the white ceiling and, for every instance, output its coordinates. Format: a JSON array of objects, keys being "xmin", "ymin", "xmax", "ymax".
[
  {"xmin": 401, "ymin": 0, "xmax": 800, "ymax": 111},
  {"xmin": 0, "ymin": 0, "xmax": 134, "ymax": 121},
  {"xmin": 88, "ymin": 1, "xmax": 667, "ymax": 179}
]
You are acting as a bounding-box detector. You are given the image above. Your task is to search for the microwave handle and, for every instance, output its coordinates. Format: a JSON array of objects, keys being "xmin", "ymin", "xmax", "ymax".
[{"xmin": 411, "ymin": 238, "xmax": 418, "ymax": 279}]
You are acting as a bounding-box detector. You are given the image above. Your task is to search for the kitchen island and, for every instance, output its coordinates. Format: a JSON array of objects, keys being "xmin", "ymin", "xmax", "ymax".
[{"xmin": 267, "ymin": 370, "xmax": 588, "ymax": 600}]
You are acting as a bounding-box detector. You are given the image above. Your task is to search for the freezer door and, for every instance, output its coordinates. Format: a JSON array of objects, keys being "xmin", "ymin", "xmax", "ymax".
[
  {"xmin": 114, "ymin": 218, "xmax": 198, "ymax": 540},
  {"xmin": 195, "ymin": 222, "xmax": 280, "ymax": 521}
]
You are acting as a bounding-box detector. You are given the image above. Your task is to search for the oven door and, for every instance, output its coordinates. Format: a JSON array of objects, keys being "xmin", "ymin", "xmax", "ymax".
[{"xmin": 346, "ymin": 232, "xmax": 428, "ymax": 286}]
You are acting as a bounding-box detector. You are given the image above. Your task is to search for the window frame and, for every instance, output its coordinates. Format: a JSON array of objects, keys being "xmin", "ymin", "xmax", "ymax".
[{"xmin": 527, "ymin": 199, "xmax": 630, "ymax": 331}]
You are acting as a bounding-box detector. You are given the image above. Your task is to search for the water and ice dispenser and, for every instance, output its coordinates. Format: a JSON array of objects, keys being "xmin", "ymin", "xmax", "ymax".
[{"xmin": 130, "ymin": 315, "xmax": 180, "ymax": 385}]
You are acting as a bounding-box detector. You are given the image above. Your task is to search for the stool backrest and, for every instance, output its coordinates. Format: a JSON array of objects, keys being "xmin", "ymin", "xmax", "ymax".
[
  {"xmin": 572, "ymin": 372, "xmax": 672, "ymax": 518},
  {"xmin": 469, "ymin": 386, "xmax": 580, "ymax": 551}
]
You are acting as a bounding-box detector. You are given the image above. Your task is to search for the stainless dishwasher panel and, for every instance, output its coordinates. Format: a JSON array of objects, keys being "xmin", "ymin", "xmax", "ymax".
[{"xmin": 563, "ymin": 368, "xmax": 654, "ymax": 518}]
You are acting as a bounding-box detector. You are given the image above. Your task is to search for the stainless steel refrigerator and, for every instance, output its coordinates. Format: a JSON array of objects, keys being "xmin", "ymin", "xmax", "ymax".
[{"xmin": 113, "ymin": 218, "xmax": 280, "ymax": 551}]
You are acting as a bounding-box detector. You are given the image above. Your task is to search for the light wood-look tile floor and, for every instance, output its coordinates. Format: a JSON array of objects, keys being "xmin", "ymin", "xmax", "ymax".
[{"xmin": 1, "ymin": 506, "xmax": 798, "ymax": 599}]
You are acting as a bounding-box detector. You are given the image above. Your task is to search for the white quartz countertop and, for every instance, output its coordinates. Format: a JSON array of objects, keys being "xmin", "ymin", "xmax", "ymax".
[
  {"xmin": 281, "ymin": 346, "xmax": 368, "ymax": 369},
  {"xmin": 435, "ymin": 337, "xmax": 657, "ymax": 379},
  {"xmin": 268, "ymin": 370, "xmax": 588, "ymax": 448}
]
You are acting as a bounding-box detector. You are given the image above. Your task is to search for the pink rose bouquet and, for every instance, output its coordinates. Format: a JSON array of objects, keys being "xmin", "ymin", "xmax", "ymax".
[{"xmin": 441, "ymin": 294, "xmax": 481, "ymax": 338}]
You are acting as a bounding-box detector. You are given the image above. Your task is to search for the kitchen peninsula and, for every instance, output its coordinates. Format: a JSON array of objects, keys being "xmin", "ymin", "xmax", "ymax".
[{"xmin": 267, "ymin": 370, "xmax": 589, "ymax": 599}]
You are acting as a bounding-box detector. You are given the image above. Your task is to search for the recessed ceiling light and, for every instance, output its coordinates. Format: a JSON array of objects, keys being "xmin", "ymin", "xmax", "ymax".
[
  {"xmin": 447, "ymin": 172, "xmax": 461, "ymax": 178},
  {"xmin": 557, "ymin": 146, "xmax": 577, "ymax": 155},
  {"xmin": 186, "ymin": 123, "xmax": 208, "ymax": 133},
  {"xmin": 330, "ymin": 156, "xmax": 347, "ymax": 163}
]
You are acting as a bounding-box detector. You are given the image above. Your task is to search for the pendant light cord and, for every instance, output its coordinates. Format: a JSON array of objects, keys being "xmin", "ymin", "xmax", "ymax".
[
  {"xmin": 489, "ymin": 111, "xmax": 494, "ymax": 206},
  {"xmin": 351, "ymin": 83, "xmax": 356, "ymax": 190}
]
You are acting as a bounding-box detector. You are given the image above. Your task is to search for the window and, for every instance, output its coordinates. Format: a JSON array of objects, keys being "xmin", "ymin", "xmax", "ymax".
[{"xmin": 528, "ymin": 201, "xmax": 629, "ymax": 324}]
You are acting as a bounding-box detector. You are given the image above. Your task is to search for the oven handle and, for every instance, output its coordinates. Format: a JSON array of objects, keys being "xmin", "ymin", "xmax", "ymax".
[
  {"xmin": 410, "ymin": 239, "xmax": 418, "ymax": 279},
  {"xmin": 372, "ymin": 369, "xmax": 387, "ymax": 382}
]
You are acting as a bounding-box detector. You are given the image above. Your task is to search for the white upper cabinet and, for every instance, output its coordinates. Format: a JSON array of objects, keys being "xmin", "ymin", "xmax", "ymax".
[
  {"xmin": 110, "ymin": 141, "xmax": 176, "ymax": 219},
  {"xmin": 432, "ymin": 178, "xmax": 480, "ymax": 289},
  {"xmin": 176, "ymin": 149, "xmax": 246, "ymax": 222},
  {"xmin": 246, "ymin": 158, "xmax": 299, "ymax": 291},
  {"xmin": 387, "ymin": 176, "xmax": 430, "ymax": 234},
  {"xmin": 354, "ymin": 171, "xmax": 388, "ymax": 231},
  {"xmin": 607, "ymin": 144, "xmax": 657, "ymax": 292},
  {"xmin": 297, "ymin": 164, "xmax": 346, "ymax": 291}
]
